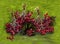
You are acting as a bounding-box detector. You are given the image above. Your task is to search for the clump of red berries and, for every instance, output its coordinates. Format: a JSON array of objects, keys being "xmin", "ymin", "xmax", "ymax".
[{"xmin": 5, "ymin": 5, "xmax": 55, "ymax": 40}]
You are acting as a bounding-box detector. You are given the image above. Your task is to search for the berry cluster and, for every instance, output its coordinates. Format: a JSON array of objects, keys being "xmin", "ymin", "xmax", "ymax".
[{"xmin": 5, "ymin": 5, "xmax": 55, "ymax": 40}]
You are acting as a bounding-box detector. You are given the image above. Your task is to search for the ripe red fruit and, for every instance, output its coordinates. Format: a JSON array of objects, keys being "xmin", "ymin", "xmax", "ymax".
[
  {"xmin": 10, "ymin": 30, "xmax": 15, "ymax": 35},
  {"xmin": 49, "ymin": 26, "xmax": 54, "ymax": 33},
  {"xmin": 5, "ymin": 23, "xmax": 13, "ymax": 33},
  {"xmin": 14, "ymin": 25, "xmax": 22, "ymax": 33},
  {"xmin": 26, "ymin": 28, "xmax": 35, "ymax": 36},
  {"xmin": 45, "ymin": 29, "xmax": 50, "ymax": 33},
  {"xmin": 16, "ymin": 18, "xmax": 23, "ymax": 24},
  {"xmin": 31, "ymin": 18, "xmax": 35, "ymax": 23},
  {"xmin": 5, "ymin": 23, "xmax": 12, "ymax": 29},
  {"xmin": 26, "ymin": 11, "xmax": 33, "ymax": 17},
  {"xmin": 40, "ymin": 30, "xmax": 46, "ymax": 35},
  {"xmin": 36, "ymin": 29, "xmax": 41, "ymax": 33},
  {"xmin": 24, "ymin": 17, "xmax": 31, "ymax": 22}
]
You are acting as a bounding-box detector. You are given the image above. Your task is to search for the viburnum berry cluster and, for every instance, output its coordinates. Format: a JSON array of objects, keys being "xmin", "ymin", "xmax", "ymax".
[{"xmin": 5, "ymin": 4, "xmax": 55, "ymax": 40}]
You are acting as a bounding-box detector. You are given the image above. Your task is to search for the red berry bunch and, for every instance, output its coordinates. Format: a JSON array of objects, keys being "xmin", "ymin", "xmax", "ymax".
[{"xmin": 5, "ymin": 5, "xmax": 55, "ymax": 40}]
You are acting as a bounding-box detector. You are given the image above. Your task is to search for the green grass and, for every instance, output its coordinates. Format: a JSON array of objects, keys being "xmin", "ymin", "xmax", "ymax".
[{"xmin": 0, "ymin": 0, "xmax": 60, "ymax": 44}]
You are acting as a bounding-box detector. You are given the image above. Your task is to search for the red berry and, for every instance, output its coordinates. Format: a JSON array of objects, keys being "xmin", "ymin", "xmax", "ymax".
[
  {"xmin": 49, "ymin": 26, "xmax": 54, "ymax": 33},
  {"xmin": 45, "ymin": 29, "xmax": 50, "ymax": 33},
  {"xmin": 6, "ymin": 23, "xmax": 12, "ymax": 28},
  {"xmin": 26, "ymin": 28, "xmax": 34, "ymax": 36},
  {"xmin": 36, "ymin": 29, "xmax": 41, "ymax": 32},
  {"xmin": 40, "ymin": 30, "xmax": 46, "ymax": 35},
  {"xmin": 10, "ymin": 30, "xmax": 15, "ymax": 35}
]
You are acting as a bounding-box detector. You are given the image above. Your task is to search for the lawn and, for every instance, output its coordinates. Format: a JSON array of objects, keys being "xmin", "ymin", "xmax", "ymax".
[{"xmin": 0, "ymin": 0, "xmax": 60, "ymax": 44}]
